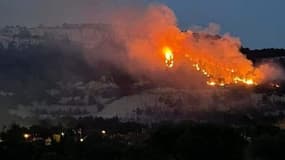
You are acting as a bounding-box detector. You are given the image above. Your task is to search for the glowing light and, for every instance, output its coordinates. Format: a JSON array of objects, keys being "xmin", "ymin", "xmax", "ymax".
[
  {"xmin": 23, "ymin": 133, "xmax": 30, "ymax": 139},
  {"xmin": 101, "ymin": 130, "xmax": 106, "ymax": 134},
  {"xmin": 233, "ymin": 77, "xmax": 255, "ymax": 86},
  {"xmin": 61, "ymin": 132, "xmax": 65, "ymax": 136},
  {"xmin": 271, "ymin": 83, "xmax": 280, "ymax": 88},
  {"xmin": 184, "ymin": 50, "xmax": 261, "ymax": 87},
  {"xmin": 219, "ymin": 83, "xmax": 225, "ymax": 87},
  {"xmin": 80, "ymin": 138, "xmax": 84, "ymax": 142},
  {"xmin": 245, "ymin": 79, "xmax": 254, "ymax": 85},
  {"xmin": 163, "ymin": 47, "xmax": 174, "ymax": 68},
  {"xmin": 207, "ymin": 81, "xmax": 216, "ymax": 86}
]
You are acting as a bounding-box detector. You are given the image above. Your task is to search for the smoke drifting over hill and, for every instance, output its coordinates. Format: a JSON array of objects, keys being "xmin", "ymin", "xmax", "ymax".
[
  {"xmin": 84, "ymin": 3, "xmax": 283, "ymax": 89},
  {"xmin": 1, "ymin": 2, "xmax": 285, "ymax": 125}
]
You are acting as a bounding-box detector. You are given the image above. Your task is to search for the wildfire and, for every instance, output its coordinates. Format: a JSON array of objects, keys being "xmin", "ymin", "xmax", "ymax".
[
  {"xmin": 207, "ymin": 81, "xmax": 216, "ymax": 86},
  {"xmin": 233, "ymin": 77, "xmax": 254, "ymax": 85},
  {"xmin": 163, "ymin": 47, "xmax": 174, "ymax": 68},
  {"xmin": 190, "ymin": 59, "xmax": 258, "ymax": 87},
  {"xmin": 116, "ymin": 4, "xmax": 269, "ymax": 88},
  {"xmin": 161, "ymin": 46, "xmax": 260, "ymax": 87}
]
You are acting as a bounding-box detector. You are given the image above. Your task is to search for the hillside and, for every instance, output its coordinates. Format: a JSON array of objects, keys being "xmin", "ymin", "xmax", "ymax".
[{"xmin": 0, "ymin": 24, "xmax": 285, "ymax": 125}]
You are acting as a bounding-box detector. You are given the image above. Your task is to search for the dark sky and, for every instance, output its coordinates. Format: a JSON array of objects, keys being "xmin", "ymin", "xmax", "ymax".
[{"xmin": 0, "ymin": 0, "xmax": 284, "ymax": 48}]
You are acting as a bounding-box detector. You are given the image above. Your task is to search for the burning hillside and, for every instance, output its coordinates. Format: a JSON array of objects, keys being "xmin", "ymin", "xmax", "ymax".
[
  {"xmin": 1, "ymin": 3, "xmax": 285, "ymax": 126},
  {"xmin": 98, "ymin": 4, "xmax": 283, "ymax": 88},
  {"xmin": 162, "ymin": 44, "xmax": 258, "ymax": 86}
]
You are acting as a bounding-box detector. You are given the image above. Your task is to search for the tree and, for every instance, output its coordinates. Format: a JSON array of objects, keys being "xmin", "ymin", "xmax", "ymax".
[{"xmin": 246, "ymin": 133, "xmax": 285, "ymax": 160}]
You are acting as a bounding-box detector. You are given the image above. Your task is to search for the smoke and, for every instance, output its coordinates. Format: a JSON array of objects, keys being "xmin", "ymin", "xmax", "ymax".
[
  {"xmin": 83, "ymin": 3, "xmax": 283, "ymax": 89},
  {"xmin": 190, "ymin": 23, "xmax": 221, "ymax": 35},
  {"xmin": 75, "ymin": 1, "xmax": 283, "ymax": 119},
  {"xmin": 3, "ymin": 2, "xmax": 285, "ymax": 125},
  {"xmin": 258, "ymin": 63, "xmax": 285, "ymax": 82}
]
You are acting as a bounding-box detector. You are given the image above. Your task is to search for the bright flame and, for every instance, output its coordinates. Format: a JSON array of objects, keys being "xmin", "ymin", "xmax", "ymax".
[
  {"xmin": 233, "ymin": 77, "xmax": 255, "ymax": 85},
  {"xmin": 207, "ymin": 81, "xmax": 216, "ymax": 86},
  {"xmin": 163, "ymin": 47, "xmax": 174, "ymax": 68},
  {"xmin": 161, "ymin": 46, "xmax": 260, "ymax": 87}
]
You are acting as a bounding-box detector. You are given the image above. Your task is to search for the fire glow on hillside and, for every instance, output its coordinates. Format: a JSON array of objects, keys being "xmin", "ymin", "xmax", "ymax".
[
  {"xmin": 162, "ymin": 45, "xmax": 258, "ymax": 86},
  {"xmin": 162, "ymin": 45, "xmax": 259, "ymax": 86},
  {"xmin": 110, "ymin": 4, "xmax": 281, "ymax": 87},
  {"xmin": 163, "ymin": 47, "xmax": 174, "ymax": 68}
]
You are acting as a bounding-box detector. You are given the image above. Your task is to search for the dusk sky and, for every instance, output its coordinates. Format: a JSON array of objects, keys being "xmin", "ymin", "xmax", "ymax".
[{"xmin": 0, "ymin": 0, "xmax": 284, "ymax": 48}]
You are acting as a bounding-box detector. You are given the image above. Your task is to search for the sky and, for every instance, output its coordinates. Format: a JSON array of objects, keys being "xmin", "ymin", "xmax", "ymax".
[{"xmin": 0, "ymin": 0, "xmax": 284, "ymax": 48}]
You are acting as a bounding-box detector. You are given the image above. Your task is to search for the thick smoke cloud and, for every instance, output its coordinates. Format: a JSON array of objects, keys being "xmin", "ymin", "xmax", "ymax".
[{"xmin": 84, "ymin": 3, "xmax": 283, "ymax": 88}]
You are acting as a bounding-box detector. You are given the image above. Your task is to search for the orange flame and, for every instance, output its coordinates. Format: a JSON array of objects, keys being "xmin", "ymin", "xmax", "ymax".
[
  {"xmin": 188, "ymin": 57, "xmax": 259, "ymax": 86},
  {"xmin": 163, "ymin": 47, "xmax": 174, "ymax": 68},
  {"xmin": 161, "ymin": 45, "xmax": 261, "ymax": 87}
]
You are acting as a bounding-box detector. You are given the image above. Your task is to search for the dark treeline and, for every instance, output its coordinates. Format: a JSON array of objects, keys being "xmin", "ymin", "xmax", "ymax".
[
  {"xmin": 1, "ymin": 118, "xmax": 285, "ymax": 160},
  {"xmin": 241, "ymin": 47, "xmax": 285, "ymax": 68},
  {"xmin": 241, "ymin": 47, "xmax": 285, "ymax": 60}
]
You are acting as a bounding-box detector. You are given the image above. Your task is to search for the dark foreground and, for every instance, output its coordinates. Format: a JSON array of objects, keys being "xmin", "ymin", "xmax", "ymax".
[{"xmin": 1, "ymin": 118, "xmax": 285, "ymax": 160}]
